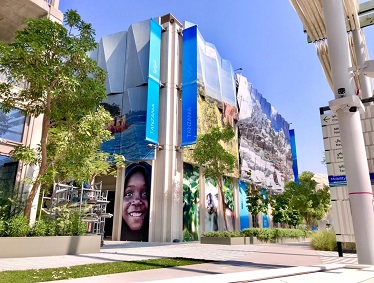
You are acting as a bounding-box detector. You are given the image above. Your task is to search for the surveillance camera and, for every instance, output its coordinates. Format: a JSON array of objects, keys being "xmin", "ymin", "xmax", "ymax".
[{"xmin": 349, "ymin": 106, "xmax": 357, "ymax": 113}]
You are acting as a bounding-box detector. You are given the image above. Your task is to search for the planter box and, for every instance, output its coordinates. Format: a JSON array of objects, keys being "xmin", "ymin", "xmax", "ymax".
[
  {"xmin": 200, "ymin": 236, "xmax": 245, "ymax": 245},
  {"xmin": 275, "ymin": 237, "xmax": 305, "ymax": 243},
  {"xmin": 0, "ymin": 235, "xmax": 101, "ymax": 258},
  {"xmin": 245, "ymin": 236, "xmax": 262, "ymax": 244},
  {"xmin": 244, "ymin": 236, "xmax": 306, "ymax": 244}
]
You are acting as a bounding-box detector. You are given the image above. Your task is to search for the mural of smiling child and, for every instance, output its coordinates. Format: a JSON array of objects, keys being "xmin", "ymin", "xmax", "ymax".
[{"xmin": 121, "ymin": 162, "xmax": 152, "ymax": 241}]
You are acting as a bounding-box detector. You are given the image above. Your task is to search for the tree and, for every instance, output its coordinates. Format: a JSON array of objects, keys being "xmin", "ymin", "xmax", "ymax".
[
  {"xmin": 270, "ymin": 192, "xmax": 301, "ymax": 227},
  {"xmin": 0, "ymin": 10, "xmax": 109, "ymax": 220},
  {"xmin": 284, "ymin": 171, "xmax": 330, "ymax": 227},
  {"xmin": 245, "ymin": 184, "xmax": 269, "ymax": 227},
  {"xmin": 192, "ymin": 124, "xmax": 236, "ymax": 231}
]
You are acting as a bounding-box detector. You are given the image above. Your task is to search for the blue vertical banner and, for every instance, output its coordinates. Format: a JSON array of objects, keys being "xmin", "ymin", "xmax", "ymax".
[
  {"xmin": 289, "ymin": 129, "xmax": 299, "ymax": 184},
  {"xmin": 238, "ymin": 180, "xmax": 250, "ymax": 230},
  {"xmin": 262, "ymin": 215, "xmax": 269, "ymax": 228},
  {"xmin": 181, "ymin": 26, "xmax": 198, "ymax": 146},
  {"xmin": 146, "ymin": 19, "xmax": 162, "ymax": 144}
]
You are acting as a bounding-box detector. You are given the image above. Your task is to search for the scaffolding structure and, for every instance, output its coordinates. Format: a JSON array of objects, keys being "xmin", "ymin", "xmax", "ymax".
[{"xmin": 40, "ymin": 181, "xmax": 112, "ymax": 238}]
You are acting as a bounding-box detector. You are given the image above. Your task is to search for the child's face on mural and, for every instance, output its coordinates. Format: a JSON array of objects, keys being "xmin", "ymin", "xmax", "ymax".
[{"xmin": 123, "ymin": 171, "xmax": 149, "ymax": 230}]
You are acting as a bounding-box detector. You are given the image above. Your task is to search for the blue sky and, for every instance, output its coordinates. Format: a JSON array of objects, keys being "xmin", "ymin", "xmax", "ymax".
[{"xmin": 59, "ymin": 0, "xmax": 374, "ymax": 174}]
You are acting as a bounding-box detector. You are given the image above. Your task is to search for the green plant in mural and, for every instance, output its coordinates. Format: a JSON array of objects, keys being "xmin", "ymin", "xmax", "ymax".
[
  {"xmin": 183, "ymin": 165, "xmax": 200, "ymax": 241},
  {"xmin": 192, "ymin": 124, "xmax": 236, "ymax": 231},
  {"xmin": 223, "ymin": 177, "xmax": 234, "ymax": 211}
]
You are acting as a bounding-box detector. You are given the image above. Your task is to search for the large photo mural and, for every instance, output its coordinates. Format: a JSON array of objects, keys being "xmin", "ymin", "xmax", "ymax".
[
  {"xmin": 182, "ymin": 26, "xmax": 239, "ymax": 177},
  {"xmin": 182, "ymin": 163, "xmax": 200, "ymax": 241},
  {"xmin": 121, "ymin": 161, "xmax": 152, "ymax": 241},
  {"xmin": 223, "ymin": 176, "xmax": 235, "ymax": 231},
  {"xmin": 90, "ymin": 19, "xmax": 162, "ymax": 162},
  {"xmin": 237, "ymin": 75, "xmax": 294, "ymax": 192},
  {"xmin": 205, "ymin": 178, "xmax": 219, "ymax": 232}
]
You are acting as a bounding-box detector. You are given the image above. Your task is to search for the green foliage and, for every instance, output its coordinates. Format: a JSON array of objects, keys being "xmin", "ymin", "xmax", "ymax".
[
  {"xmin": 310, "ymin": 229, "xmax": 337, "ymax": 251},
  {"xmin": 45, "ymin": 106, "xmax": 117, "ymax": 185},
  {"xmin": 245, "ymin": 185, "xmax": 269, "ymax": 217},
  {"xmin": 192, "ymin": 124, "xmax": 236, "ymax": 182},
  {"xmin": 44, "ymin": 206, "xmax": 86, "ymax": 236},
  {"xmin": 1, "ymin": 207, "xmax": 86, "ymax": 237},
  {"xmin": 0, "ymin": 10, "xmax": 113, "ymax": 218},
  {"xmin": 0, "ymin": 195, "xmax": 24, "ymax": 220},
  {"xmin": 223, "ymin": 177, "xmax": 235, "ymax": 211},
  {"xmin": 6, "ymin": 214, "xmax": 30, "ymax": 237},
  {"xmin": 202, "ymin": 230, "xmax": 243, "ymax": 238},
  {"xmin": 284, "ymin": 171, "xmax": 331, "ymax": 227},
  {"xmin": 0, "ymin": 258, "xmax": 209, "ymax": 283},
  {"xmin": 183, "ymin": 165, "xmax": 200, "ymax": 241},
  {"xmin": 31, "ymin": 219, "xmax": 48, "ymax": 236},
  {"xmin": 0, "ymin": 218, "xmax": 5, "ymax": 236},
  {"xmin": 270, "ymin": 193, "xmax": 301, "ymax": 227},
  {"xmin": 9, "ymin": 145, "xmax": 38, "ymax": 165},
  {"xmin": 192, "ymin": 124, "xmax": 236, "ymax": 230},
  {"xmin": 241, "ymin": 228, "xmax": 307, "ymax": 242},
  {"xmin": 270, "ymin": 171, "xmax": 330, "ymax": 227}
]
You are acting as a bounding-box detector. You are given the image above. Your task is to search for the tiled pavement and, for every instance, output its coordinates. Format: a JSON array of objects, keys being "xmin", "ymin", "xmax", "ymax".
[{"xmin": 0, "ymin": 240, "xmax": 366, "ymax": 283}]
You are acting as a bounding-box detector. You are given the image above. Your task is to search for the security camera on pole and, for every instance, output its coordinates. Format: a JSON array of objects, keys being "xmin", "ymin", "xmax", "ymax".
[{"xmin": 322, "ymin": 0, "xmax": 374, "ymax": 264}]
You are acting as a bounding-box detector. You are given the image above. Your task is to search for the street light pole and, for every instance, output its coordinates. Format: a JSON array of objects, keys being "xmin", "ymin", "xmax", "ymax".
[{"xmin": 322, "ymin": 0, "xmax": 374, "ymax": 264}]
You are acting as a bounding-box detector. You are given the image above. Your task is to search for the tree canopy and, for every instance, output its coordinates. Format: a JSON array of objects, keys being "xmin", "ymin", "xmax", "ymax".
[
  {"xmin": 0, "ymin": 10, "xmax": 113, "ymax": 219},
  {"xmin": 245, "ymin": 184, "xmax": 269, "ymax": 227},
  {"xmin": 192, "ymin": 123, "xmax": 236, "ymax": 230},
  {"xmin": 271, "ymin": 171, "xmax": 330, "ymax": 227}
]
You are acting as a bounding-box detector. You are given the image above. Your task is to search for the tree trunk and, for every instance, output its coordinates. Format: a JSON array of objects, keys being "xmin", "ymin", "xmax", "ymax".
[
  {"xmin": 252, "ymin": 214, "xmax": 259, "ymax": 228},
  {"xmin": 23, "ymin": 180, "xmax": 41, "ymax": 220},
  {"xmin": 24, "ymin": 104, "xmax": 50, "ymax": 221},
  {"xmin": 218, "ymin": 177, "xmax": 230, "ymax": 231}
]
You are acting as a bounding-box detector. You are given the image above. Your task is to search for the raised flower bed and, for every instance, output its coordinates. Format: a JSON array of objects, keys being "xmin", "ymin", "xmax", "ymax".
[{"xmin": 0, "ymin": 235, "xmax": 101, "ymax": 258}]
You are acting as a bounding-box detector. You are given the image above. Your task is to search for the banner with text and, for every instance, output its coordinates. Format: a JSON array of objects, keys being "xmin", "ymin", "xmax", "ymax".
[
  {"xmin": 182, "ymin": 25, "xmax": 198, "ymax": 146},
  {"xmin": 146, "ymin": 19, "xmax": 162, "ymax": 144}
]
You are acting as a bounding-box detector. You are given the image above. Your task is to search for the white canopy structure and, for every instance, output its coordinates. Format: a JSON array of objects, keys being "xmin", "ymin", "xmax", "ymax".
[{"xmin": 290, "ymin": 0, "xmax": 374, "ymax": 96}]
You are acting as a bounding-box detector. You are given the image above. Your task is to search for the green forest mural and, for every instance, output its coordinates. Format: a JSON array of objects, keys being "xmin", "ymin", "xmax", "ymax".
[{"xmin": 183, "ymin": 163, "xmax": 200, "ymax": 241}]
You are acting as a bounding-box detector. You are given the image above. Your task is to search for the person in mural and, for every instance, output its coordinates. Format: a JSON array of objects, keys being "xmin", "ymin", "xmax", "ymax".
[{"xmin": 121, "ymin": 162, "xmax": 152, "ymax": 241}]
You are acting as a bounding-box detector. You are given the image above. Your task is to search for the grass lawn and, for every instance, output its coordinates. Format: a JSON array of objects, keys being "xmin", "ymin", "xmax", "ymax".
[{"xmin": 0, "ymin": 257, "xmax": 209, "ymax": 283}]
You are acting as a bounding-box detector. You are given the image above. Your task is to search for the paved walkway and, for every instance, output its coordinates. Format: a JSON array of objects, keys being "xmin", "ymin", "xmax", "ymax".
[{"xmin": 0, "ymin": 240, "xmax": 369, "ymax": 283}]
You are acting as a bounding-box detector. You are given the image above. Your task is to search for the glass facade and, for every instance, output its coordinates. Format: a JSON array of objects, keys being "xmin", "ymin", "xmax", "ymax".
[
  {"xmin": 0, "ymin": 108, "xmax": 25, "ymax": 143},
  {"xmin": 0, "ymin": 155, "xmax": 18, "ymax": 203}
]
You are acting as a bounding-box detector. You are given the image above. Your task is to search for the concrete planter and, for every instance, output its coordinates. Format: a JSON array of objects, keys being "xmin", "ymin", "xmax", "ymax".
[
  {"xmin": 0, "ymin": 235, "xmax": 101, "ymax": 258},
  {"xmin": 244, "ymin": 236, "xmax": 306, "ymax": 244},
  {"xmin": 275, "ymin": 237, "xmax": 305, "ymax": 243},
  {"xmin": 245, "ymin": 236, "xmax": 262, "ymax": 244},
  {"xmin": 200, "ymin": 236, "xmax": 245, "ymax": 245}
]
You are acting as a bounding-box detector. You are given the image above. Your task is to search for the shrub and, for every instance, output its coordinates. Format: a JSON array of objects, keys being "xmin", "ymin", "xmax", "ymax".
[
  {"xmin": 70, "ymin": 210, "xmax": 87, "ymax": 236},
  {"xmin": 202, "ymin": 231, "xmax": 243, "ymax": 238},
  {"xmin": 0, "ymin": 218, "xmax": 5, "ymax": 236},
  {"xmin": 31, "ymin": 219, "xmax": 48, "ymax": 236},
  {"xmin": 47, "ymin": 206, "xmax": 87, "ymax": 236},
  {"xmin": 6, "ymin": 214, "xmax": 29, "ymax": 237},
  {"xmin": 310, "ymin": 229, "xmax": 337, "ymax": 251},
  {"xmin": 342, "ymin": 242, "xmax": 356, "ymax": 252},
  {"xmin": 241, "ymin": 228, "xmax": 307, "ymax": 242}
]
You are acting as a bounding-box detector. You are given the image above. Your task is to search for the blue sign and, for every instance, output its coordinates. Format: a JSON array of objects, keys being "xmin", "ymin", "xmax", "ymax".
[
  {"xmin": 328, "ymin": 175, "xmax": 347, "ymax": 187},
  {"xmin": 289, "ymin": 129, "xmax": 299, "ymax": 184},
  {"xmin": 262, "ymin": 214, "xmax": 269, "ymax": 228},
  {"xmin": 146, "ymin": 19, "xmax": 162, "ymax": 144},
  {"xmin": 181, "ymin": 25, "xmax": 198, "ymax": 146},
  {"xmin": 329, "ymin": 173, "xmax": 374, "ymax": 187}
]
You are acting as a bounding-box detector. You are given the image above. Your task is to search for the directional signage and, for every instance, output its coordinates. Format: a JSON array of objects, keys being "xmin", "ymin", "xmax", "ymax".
[
  {"xmin": 319, "ymin": 103, "xmax": 374, "ymax": 244},
  {"xmin": 320, "ymin": 113, "xmax": 339, "ymax": 126},
  {"xmin": 330, "ymin": 136, "xmax": 343, "ymax": 150}
]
